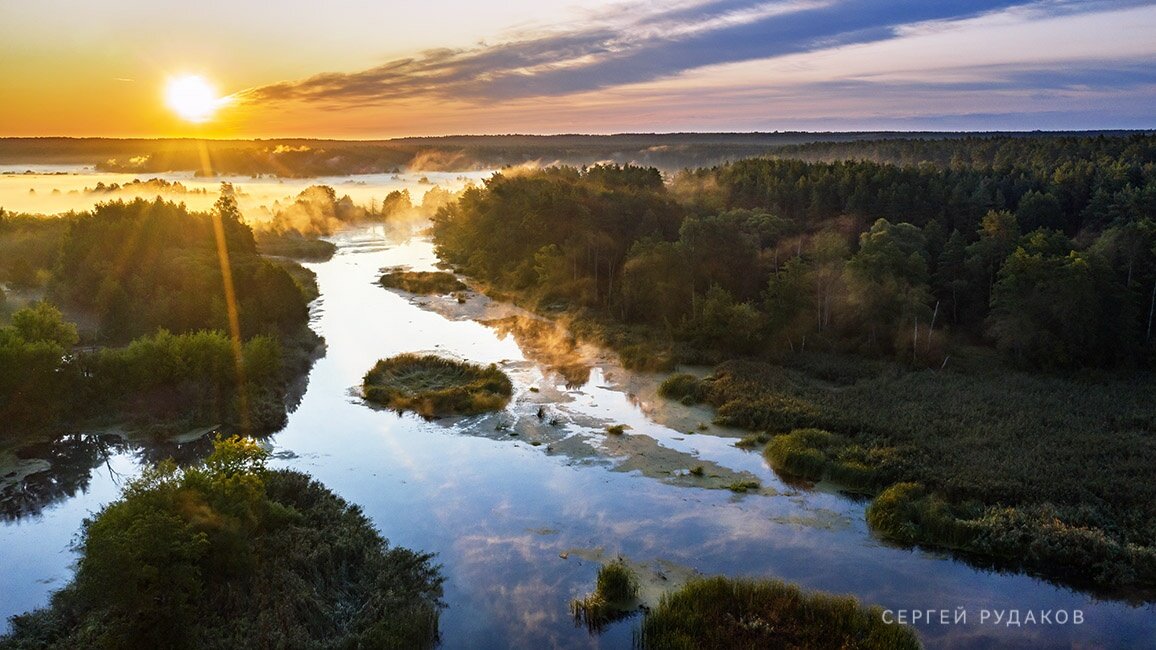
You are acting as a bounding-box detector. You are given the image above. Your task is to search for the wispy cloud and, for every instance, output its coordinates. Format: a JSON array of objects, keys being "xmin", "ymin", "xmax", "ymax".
[
  {"xmin": 233, "ymin": 0, "xmax": 1156, "ymax": 134},
  {"xmin": 241, "ymin": 0, "xmax": 1060, "ymax": 105}
]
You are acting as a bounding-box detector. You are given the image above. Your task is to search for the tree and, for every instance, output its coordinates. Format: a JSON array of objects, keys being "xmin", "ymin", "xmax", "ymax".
[
  {"xmin": 10, "ymin": 301, "xmax": 78, "ymax": 348},
  {"xmin": 845, "ymin": 219, "xmax": 933, "ymax": 354}
]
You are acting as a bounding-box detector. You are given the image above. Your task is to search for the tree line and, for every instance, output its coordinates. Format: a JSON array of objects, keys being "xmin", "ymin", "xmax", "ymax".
[{"xmin": 432, "ymin": 134, "xmax": 1156, "ymax": 369}]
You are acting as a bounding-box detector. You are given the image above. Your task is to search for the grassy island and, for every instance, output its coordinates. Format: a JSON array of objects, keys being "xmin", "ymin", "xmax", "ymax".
[
  {"xmin": 639, "ymin": 576, "xmax": 920, "ymax": 650},
  {"xmin": 0, "ymin": 437, "xmax": 444, "ymax": 650},
  {"xmin": 379, "ymin": 270, "xmax": 467, "ymax": 295},
  {"xmin": 363, "ymin": 353, "xmax": 512, "ymax": 417}
]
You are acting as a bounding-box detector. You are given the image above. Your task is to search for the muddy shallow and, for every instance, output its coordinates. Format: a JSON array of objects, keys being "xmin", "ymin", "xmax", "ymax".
[{"xmin": 2, "ymin": 224, "xmax": 1154, "ymax": 648}]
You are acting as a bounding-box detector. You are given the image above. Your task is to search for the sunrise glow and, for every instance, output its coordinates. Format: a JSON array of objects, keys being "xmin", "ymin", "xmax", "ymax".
[{"xmin": 164, "ymin": 74, "xmax": 223, "ymax": 123}]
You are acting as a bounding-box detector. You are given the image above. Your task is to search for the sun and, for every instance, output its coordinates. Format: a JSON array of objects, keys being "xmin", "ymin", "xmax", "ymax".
[{"xmin": 164, "ymin": 74, "xmax": 224, "ymax": 123}]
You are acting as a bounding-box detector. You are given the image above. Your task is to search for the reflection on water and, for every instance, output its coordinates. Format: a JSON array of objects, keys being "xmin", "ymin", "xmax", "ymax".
[{"xmin": 2, "ymin": 222, "xmax": 1155, "ymax": 648}]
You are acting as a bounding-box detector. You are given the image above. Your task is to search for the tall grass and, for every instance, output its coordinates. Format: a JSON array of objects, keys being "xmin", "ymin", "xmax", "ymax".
[
  {"xmin": 379, "ymin": 271, "xmax": 466, "ymax": 295},
  {"xmin": 363, "ymin": 354, "xmax": 512, "ymax": 417},
  {"xmin": 662, "ymin": 355, "xmax": 1156, "ymax": 592},
  {"xmin": 639, "ymin": 576, "xmax": 920, "ymax": 650},
  {"xmin": 571, "ymin": 559, "xmax": 639, "ymax": 633}
]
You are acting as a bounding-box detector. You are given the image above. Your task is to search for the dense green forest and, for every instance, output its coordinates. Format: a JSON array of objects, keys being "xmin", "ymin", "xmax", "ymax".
[
  {"xmin": 0, "ymin": 437, "xmax": 444, "ymax": 649},
  {"xmin": 434, "ymin": 135, "xmax": 1156, "ymax": 369},
  {"xmin": 0, "ymin": 191, "xmax": 317, "ymax": 435},
  {"xmin": 430, "ymin": 134, "xmax": 1156, "ymax": 592}
]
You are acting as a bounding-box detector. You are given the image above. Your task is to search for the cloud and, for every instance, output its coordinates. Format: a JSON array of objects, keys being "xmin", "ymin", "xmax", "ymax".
[{"xmin": 241, "ymin": 0, "xmax": 1059, "ymax": 106}]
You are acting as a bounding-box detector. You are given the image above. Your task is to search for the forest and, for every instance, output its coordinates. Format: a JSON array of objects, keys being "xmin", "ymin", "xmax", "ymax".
[
  {"xmin": 430, "ymin": 133, "xmax": 1156, "ymax": 592},
  {"xmin": 0, "ymin": 190, "xmax": 317, "ymax": 436}
]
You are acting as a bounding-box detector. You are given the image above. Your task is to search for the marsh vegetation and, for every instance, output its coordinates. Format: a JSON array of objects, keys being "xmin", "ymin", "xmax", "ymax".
[
  {"xmin": 362, "ymin": 353, "xmax": 512, "ymax": 417},
  {"xmin": 638, "ymin": 576, "xmax": 921, "ymax": 650},
  {"xmin": 379, "ymin": 270, "xmax": 466, "ymax": 295},
  {"xmin": 570, "ymin": 559, "xmax": 640, "ymax": 633}
]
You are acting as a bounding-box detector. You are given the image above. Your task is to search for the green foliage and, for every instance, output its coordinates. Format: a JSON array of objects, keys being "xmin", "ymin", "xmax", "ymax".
[
  {"xmin": 867, "ymin": 483, "xmax": 1156, "ymax": 587},
  {"xmin": 379, "ymin": 270, "xmax": 467, "ymax": 295},
  {"xmin": 89, "ymin": 329, "xmax": 287, "ymax": 431},
  {"xmin": 684, "ymin": 356, "xmax": 1156, "ymax": 590},
  {"xmin": 639, "ymin": 576, "xmax": 921, "ymax": 650},
  {"xmin": 253, "ymin": 230, "xmax": 337, "ymax": 261},
  {"xmin": 1, "ymin": 436, "xmax": 444, "ymax": 649},
  {"xmin": 52, "ymin": 198, "xmax": 308, "ymax": 342},
  {"xmin": 570, "ymin": 558, "xmax": 639, "ymax": 632},
  {"xmin": 764, "ymin": 429, "xmax": 882, "ymax": 493},
  {"xmin": 0, "ymin": 212, "xmax": 68, "ymax": 289},
  {"xmin": 8, "ymin": 301, "xmax": 77, "ymax": 348},
  {"xmin": 657, "ymin": 373, "xmax": 708, "ymax": 404},
  {"xmin": 0, "ymin": 303, "xmax": 78, "ymax": 429},
  {"xmin": 363, "ymin": 354, "xmax": 512, "ymax": 417},
  {"xmin": 727, "ymin": 479, "xmax": 761, "ymax": 493},
  {"xmin": 596, "ymin": 559, "xmax": 639, "ymax": 603}
]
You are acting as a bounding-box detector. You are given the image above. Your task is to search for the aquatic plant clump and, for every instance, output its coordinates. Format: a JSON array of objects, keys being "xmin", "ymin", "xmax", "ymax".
[
  {"xmin": 639, "ymin": 576, "xmax": 921, "ymax": 650},
  {"xmin": 363, "ymin": 353, "xmax": 512, "ymax": 417},
  {"xmin": 379, "ymin": 270, "xmax": 467, "ymax": 295},
  {"xmin": 571, "ymin": 559, "xmax": 640, "ymax": 632}
]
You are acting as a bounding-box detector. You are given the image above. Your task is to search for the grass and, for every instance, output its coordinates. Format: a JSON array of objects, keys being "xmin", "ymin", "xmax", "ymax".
[
  {"xmin": 607, "ymin": 424, "xmax": 626, "ymax": 435},
  {"xmin": 379, "ymin": 270, "xmax": 466, "ymax": 295},
  {"xmin": 638, "ymin": 576, "xmax": 921, "ymax": 650},
  {"xmin": 571, "ymin": 559, "xmax": 639, "ymax": 633},
  {"xmin": 727, "ymin": 479, "xmax": 761, "ymax": 493},
  {"xmin": 764, "ymin": 428, "xmax": 881, "ymax": 494},
  {"xmin": 734, "ymin": 432, "xmax": 770, "ymax": 450},
  {"xmin": 363, "ymin": 354, "xmax": 512, "ymax": 418},
  {"xmin": 661, "ymin": 356, "xmax": 1156, "ymax": 592},
  {"xmin": 657, "ymin": 373, "xmax": 709, "ymax": 405}
]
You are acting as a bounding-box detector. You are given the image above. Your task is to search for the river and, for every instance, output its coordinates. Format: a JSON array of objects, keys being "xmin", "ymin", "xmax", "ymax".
[{"xmin": 1, "ymin": 220, "xmax": 1154, "ymax": 648}]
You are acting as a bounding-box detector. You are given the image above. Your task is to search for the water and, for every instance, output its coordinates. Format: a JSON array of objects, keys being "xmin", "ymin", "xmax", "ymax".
[{"xmin": 2, "ymin": 224, "xmax": 1154, "ymax": 648}]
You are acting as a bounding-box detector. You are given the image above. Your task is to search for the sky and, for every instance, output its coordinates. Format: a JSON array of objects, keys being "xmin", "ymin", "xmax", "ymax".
[{"xmin": 1, "ymin": 0, "xmax": 1154, "ymax": 137}]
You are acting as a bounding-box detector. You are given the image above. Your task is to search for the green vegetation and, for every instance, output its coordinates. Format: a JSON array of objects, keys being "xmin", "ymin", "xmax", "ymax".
[
  {"xmin": 363, "ymin": 354, "xmax": 512, "ymax": 417},
  {"xmin": 727, "ymin": 479, "xmax": 761, "ymax": 493},
  {"xmin": 638, "ymin": 576, "xmax": 920, "ymax": 650},
  {"xmin": 0, "ymin": 210, "xmax": 68, "ymax": 290},
  {"xmin": 570, "ymin": 558, "xmax": 639, "ymax": 632},
  {"xmin": 379, "ymin": 270, "xmax": 467, "ymax": 295},
  {"xmin": 0, "ymin": 192, "xmax": 318, "ymax": 438},
  {"xmin": 87, "ymin": 329, "xmax": 289, "ymax": 432},
  {"xmin": 0, "ymin": 437, "xmax": 444, "ymax": 649},
  {"xmin": 764, "ymin": 428, "xmax": 880, "ymax": 493},
  {"xmin": 673, "ymin": 359, "xmax": 1156, "ymax": 590},
  {"xmin": 427, "ymin": 142, "xmax": 1156, "ymax": 593},
  {"xmin": 254, "ymin": 230, "xmax": 336, "ymax": 261},
  {"xmin": 433, "ymin": 140, "xmax": 1156, "ymax": 370},
  {"xmin": 657, "ymin": 373, "xmax": 709, "ymax": 404},
  {"xmin": 0, "ymin": 302, "xmax": 78, "ymax": 427},
  {"xmin": 606, "ymin": 424, "xmax": 626, "ymax": 435},
  {"xmin": 52, "ymin": 194, "xmax": 309, "ymax": 342}
]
